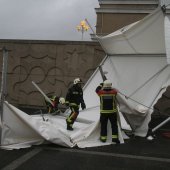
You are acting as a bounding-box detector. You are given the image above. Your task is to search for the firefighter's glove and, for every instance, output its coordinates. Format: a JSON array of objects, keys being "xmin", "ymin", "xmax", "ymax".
[
  {"xmin": 65, "ymin": 102, "xmax": 70, "ymax": 107},
  {"xmin": 81, "ymin": 103, "xmax": 86, "ymax": 110},
  {"xmin": 100, "ymin": 83, "xmax": 103, "ymax": 87}
]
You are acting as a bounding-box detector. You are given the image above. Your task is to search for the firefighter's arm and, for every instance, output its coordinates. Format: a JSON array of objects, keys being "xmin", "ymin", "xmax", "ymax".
[
  {"xmin": 65, "ymin": 88, "xmax": 71, "ymax": 107},
  {"xmin": 95, "ymin": 83, "xmax": 103, "ymax": 94},
  {"xmin": 80, "ymin": 90, "xmax": 86, "ymax": 110},
  {"xmin": 81, "ymin": 102, "xmax": 86, "ymax": 110}
]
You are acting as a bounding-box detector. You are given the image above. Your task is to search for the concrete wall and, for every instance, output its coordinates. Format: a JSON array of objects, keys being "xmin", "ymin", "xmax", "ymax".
[{"xmin": 0, "ymin": 40, "xmax": 105, "ymax": 108}]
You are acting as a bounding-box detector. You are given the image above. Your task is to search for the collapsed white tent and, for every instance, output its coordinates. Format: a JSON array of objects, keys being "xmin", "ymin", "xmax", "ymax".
[
  {"xmin": 1, "ymin": 6, "xmax": 170, "ymax": 150},
  {"xmin": 93, "ymin": 6, "xmax": 170, "ymax": 136},
  {"xmin": 0, "ymin": 101, "xmax": 125, "ymax": 150}
]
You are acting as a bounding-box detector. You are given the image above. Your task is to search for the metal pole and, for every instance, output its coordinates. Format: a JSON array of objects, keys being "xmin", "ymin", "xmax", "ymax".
[
  {"xmin": 85, "ymin": 18, "xmax": 108, "ymax": 54},
  {"xmin": 0, "ymin": 47, "xmax": 9, "ymax": 119},
  {"xmin": 81, "ymin": 28, "xmax": 84, "ymax": 41},
  {"xmin": 32, "ymin": 81, "xmax": 54, "ymax": 106},
  {"xmin": 152, "ymin": 116, "xmax": 170, "ymax": 132},
  {"xmin": 2, "ymin": 47, "xmax": 8, "ymax": 100},
  {"xmin": 0, "ymin": 47, "xmax": 9, "ymax": 145}
]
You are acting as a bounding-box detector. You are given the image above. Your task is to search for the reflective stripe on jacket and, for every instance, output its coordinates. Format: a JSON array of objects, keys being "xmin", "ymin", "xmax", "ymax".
[
  {"xmin": 66, "ymin": 84, "xmax": 85, "ymax": 106},
  {"xmin": 96, "ymin": 86, "xmax": 118, "ymax": 113}
]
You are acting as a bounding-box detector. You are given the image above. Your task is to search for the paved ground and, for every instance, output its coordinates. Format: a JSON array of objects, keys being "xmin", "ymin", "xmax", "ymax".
[
  {"xmin": 0, "ymin": 108, "xmax": 170, "ymax": 170},
  {"xmin": 0, "ymin": 130, "xmax": 170, "ymax": 170}
]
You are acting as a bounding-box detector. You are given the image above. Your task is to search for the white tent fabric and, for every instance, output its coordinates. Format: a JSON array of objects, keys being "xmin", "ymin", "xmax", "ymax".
[
  {"xmin": 99, "ymin": 8, "xmax": 165, "ymax": 55},
  {"xmin": 98, "ymin": 7, "xmax": 170, "ymax": 65},
  {"xmin": 95, "ymin": 6, "xmax": 170, "ymax": 135},
  {"xmin": 83, "ymin": 55, "xmax": 170, "ymax": 136},
  {"xmin": 1, "ymin": 6, "xmax": 170, "ymax": 149},
  {"xmin": 0, "ymin": 102, "xmax": 125, "ymax": 150}
]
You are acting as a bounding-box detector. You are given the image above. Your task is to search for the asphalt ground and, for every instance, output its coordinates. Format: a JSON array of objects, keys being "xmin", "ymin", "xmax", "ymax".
[
  {"xmin": 0, "ymin": 108, "xmax": 170, "ymax": 170},
  {"xmin": 0, "ymin": 130, "xmax": 170, "ymax": 169}
]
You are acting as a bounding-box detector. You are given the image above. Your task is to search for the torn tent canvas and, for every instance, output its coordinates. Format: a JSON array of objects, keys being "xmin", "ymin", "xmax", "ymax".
[
  {"xmin": 0, "ymin": 101, "xmax": 125, "ymax": 150},
  {"xmin": 90, "ymin": 6, "xmax": 170, "ymax": 136},
  {"xmin": 1, "ymin": 6, "xmax": 170, "ymax": 149}
]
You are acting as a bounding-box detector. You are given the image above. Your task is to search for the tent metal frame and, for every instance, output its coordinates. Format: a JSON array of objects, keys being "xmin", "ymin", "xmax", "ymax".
[
  {"xmin": 0, "ymin": 47, "xmax": 9, "ymax": 145},
  {"xmin": 86, "ymin": 13, "xmax": 170, "ymax": 135},
  {"xmin": 85, "ymin": 18, "xmax": 135, "ymax": 132}
]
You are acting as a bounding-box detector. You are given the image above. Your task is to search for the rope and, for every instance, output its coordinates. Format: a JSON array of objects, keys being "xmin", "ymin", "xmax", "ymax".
[
  {"xmin": 118, "ymin": 91, "xmax": 154, "ymax": 111},
  {"xmin": 128, "ymin": 65, "xmax": 169, "ymax": 98},
  {"xmin": 118, "ymin": 85, "xmax": 167, "ymax": 114}
]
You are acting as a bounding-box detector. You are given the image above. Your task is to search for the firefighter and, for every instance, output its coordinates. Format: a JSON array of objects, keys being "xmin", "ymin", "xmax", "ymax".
[
  {"xmin": 45, "ymin": 95, "xmax": 65, "ymax": 115},
  {"xmin": 96, "ymin": 80, "xmax": 120, "ymax": 144},
  {"xmin": 65, "ymin": 78, "xmax": 86, "ymax": 130}
]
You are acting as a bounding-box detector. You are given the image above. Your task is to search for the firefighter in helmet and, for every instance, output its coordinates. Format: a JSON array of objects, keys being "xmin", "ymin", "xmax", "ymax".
[
  {"xmin": 96, "ymin": 80, "xmax": 120, "ymax": 144},
  {"xmin": 65, "ymin": 78, "xmax": 86, "ymax": 130},
  {"xmin": 45, "ymin": 95, "xmax": 65, "ymax": 115}
]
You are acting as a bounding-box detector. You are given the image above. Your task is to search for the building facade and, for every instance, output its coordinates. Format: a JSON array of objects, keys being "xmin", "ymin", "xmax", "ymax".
[{"xmin": 95, "ymin": 0, "xmax": 159, "ymax": 36}]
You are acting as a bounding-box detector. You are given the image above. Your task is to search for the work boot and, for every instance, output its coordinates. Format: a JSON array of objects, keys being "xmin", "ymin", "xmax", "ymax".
[
  {"xmin": 147, "ymin": 135, "xmax": 154, "ymax": 141},
  {"xmin": 67, "ymin": 125, "xmax": 73, "ymax": 131},
  {"xmin": 146, "ymin": 131, "xmax": 156, "ymax": 141},
  {"xmin": 147, "ymin": 134, "xmax": 156, "ymax": 141},
  {"xmin": 100, "ymin": 136, "xmax": 106, "ymax": 143},
  {"xmin": 112, "ymin": 138, "xmax": 120, "ymax": 144},
  {"xmin": 100, "ymin": 138, "xmax": 106, "ymax": 143}
]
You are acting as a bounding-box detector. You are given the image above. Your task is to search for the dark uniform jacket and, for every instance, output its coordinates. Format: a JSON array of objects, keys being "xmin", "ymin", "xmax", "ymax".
[
  {"xmin": 65, "ymin": 84, "xmax": 86, "ymax": 109},
  {"xmin": 96, "ymin": 85, "xmax": 118, "ymax": 113}
]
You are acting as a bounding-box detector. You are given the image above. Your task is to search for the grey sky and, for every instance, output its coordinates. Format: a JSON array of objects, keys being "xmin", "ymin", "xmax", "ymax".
[{"xmin": 0, "ymin": 0, "xmax": 99, "ymax": 41}]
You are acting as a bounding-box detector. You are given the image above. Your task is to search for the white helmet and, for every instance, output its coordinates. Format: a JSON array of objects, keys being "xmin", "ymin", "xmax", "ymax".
[
  {"xmin": 103, "ymin": 80, "xmax": 112, "ymax": 89},
  {"xmin": 73, "ymin": 78, "xmax": 83, "ymax": 84},
  {"xmin": 59, "ymin": 97, "xmax": 65, "ymax": 104}
]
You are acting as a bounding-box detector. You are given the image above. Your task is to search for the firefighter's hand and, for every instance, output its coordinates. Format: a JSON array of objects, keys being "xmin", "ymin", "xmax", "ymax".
[
  {"xmin": 100, "ymin": 83, "xmax": 103, "ymax": 87},
  {"xmin": 65, "ymin": 102, "xmax": 69, "ymax": 107},
  {"xmin": 81, "ymin": 103, "xmax": 86, "ymax": 110}
]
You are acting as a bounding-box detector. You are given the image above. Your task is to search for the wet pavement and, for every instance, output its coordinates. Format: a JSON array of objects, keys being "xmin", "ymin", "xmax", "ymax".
[
  {"xmin": 0, "ymin": 107, "xmax": 170, "ymax": 170},
  {"xmin": 0, "ymin": 130, "xmax": 170, "ymax": 170}
]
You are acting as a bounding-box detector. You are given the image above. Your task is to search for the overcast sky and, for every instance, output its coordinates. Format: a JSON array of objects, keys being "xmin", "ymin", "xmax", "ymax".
[{"xmin": 0, "ymin": 0, "xmax": 99, "ymax": 41}]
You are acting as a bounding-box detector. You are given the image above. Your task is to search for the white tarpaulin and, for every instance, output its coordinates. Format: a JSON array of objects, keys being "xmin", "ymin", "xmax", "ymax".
[
  {"xmin": 83, "ymin": 55, "xmax": 170, "ymax": 137},
  {"xmin": 94, "ymin": 6, "xmax": 170, "ymax": 135},
  {"xmin": 99, "ymin": 7, "xmax": 170, "ymax": 64},
  {"xmin": 1, "ymin": 6, "xmax": 170, "ymax": 149},
  {"xmin": 0, "ymin": 101, "xmax": 125, "ymax": 150}
]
